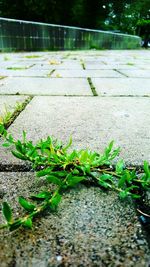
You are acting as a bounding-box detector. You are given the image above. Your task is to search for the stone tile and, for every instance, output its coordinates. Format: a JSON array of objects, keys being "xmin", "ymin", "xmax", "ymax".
[
  {"xmin": 0, "ymin": 97, "xmax": 149, "ymax": 166},
  {"xmin": 51, "ymin": 70, "xmax": 123, "ymax": 78},
  {"xmin": 0, "ymin": 69, "xmax": 49, "ymax": 77},
  {"xmin": 137, "ymin": 65, "xmax": 150, "ymax": 70},
  {"xmin": 0, "ymin": 77, "xmax": 92, "ymax": 96},
  {"xmin": 85, "ymin": 64, "xmax": 139, "ymax": 70},
  {"xmin": 118, "ymin": 70, "xmax": 150, "ymax": 78},
  {"xmin": 0, "ymin": 172, "xmax": 149, "ymax": 267},
  {"xmin": 7, "ymin": 62, "xmax": 35, "ymax": 69},
  {"xmin": 92, "ymin": 78, "xmax": 150, "ymax": 96},
  {"xmin": 30, "ymin": 62, "xmax": 83, "ymax": 70}
]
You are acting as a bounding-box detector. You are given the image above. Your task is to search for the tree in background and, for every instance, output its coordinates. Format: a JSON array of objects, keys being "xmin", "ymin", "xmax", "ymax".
[
  {"xmin": 0, "ymin": 0, "xmax": 149, "ymax": 38},
  {"xmin": 106, "ymin": 0, "xmax": 150, "ymax": 35},
  {"xmin": 0, "ymin": 0, "xmax": 109, "ymax": 28}
]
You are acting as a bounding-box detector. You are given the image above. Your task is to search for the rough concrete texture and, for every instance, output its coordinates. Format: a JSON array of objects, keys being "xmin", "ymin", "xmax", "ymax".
[
  {"xmin": 85, "ymin": 63, "xmax": 139, "ymax": 70},
  {"xmin": 51, "ymin": 69, "xmax": 123, "ymax": 78},
  {"xmin": 0, "ymin": 69, "xmax": 49, "ymax": 77},
  {"xmin": 0, "ymin": 172, "xmax": 150, "ymax": 267},
  {"xmin": 7, "ymin": 62, "xmax": 35, "ymax": 69},
  {"xmin": 0, "ymin": 95, "xmax": 29, "ymax": 117},
  {"xmin": 0, "ymin": 77, "xmax": 92, "ymax": 96},
  {"xmin": 0, "ymin": 96, "xmax": 149, "ymax": 166},
  {"xmin": 30, "ymin": 62, "xmax": 83, "ymax": 70},
  {"xmin": 92, "ymin": 78, "xmax": 150, "ymax": 96},
  {"xmin": 118, "ymin": 70, "xmax": 150, "ymax": 78}
]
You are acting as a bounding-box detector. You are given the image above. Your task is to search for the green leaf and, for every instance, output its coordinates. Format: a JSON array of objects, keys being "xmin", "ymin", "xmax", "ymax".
[
  {"xmin": 118, "ymin": 174, "xmax": 127, "ymax": 188},
  {"xmin": 46, "ymin": 175, "xmax": 62, "ymax": 186},
  {"xmin": 23, "ymin": 218, "xmax": 32, "ymax": 229},
  {"xmin": 12, "ymin": 150, "xmax": 27, "ymax": 160},
  {"xmin": 9, "ymin": 220, "xmax": 22, "ymax": 231},
  {"xmin": 26, "ymin": 148, "xmax": 36, "ymax": 157},
  {"xmin": 72, "ymin": 168, "xmax": 80, "ymax": 175},
  {"xmin": 98, "ymin": 180, "xmax": 112, "ymax": 189},
  {"xmin": 79, "ymin": 150, "xmax": 89, "ymax": 162},
  {"xmin": 67, "ymin": 175, "xmax": 85, "ymax": 187},
  {"xmin": 31, "ymin": 191, "xmax": 51, "ymax": 200},
  {"xmin": 50, "ymin": 171, "xmax": 68, "ymax": 177},
  {"xmin": 143, "ymin": 161, "xmax": 150, "ymax": 178},
  {"xmin": 0, "ymin": 124, "xmax": 7, "ymax": 138},
  {"xmin": 15, "ymin": 140, "xmax": 24, "ymax": 154},
  {"xmin": 63, "ymin": 136, "xmax": 72, "ymax": 151},
  {"xmin": 130, "ymin": 193, "xmax": 141, "ymax": 199},
  {"xmin": 119, "ymin": 191, "xmax": 128, "ymax": 199},
  {"xmin": 2, "ymin": 202, "xmax": 13, "ymax": 223},
  {"xmin": 3, "ymin": 142, "xmax": 11, "ymax": 147},
  {"xmin": 116, "ymin": 159, "xmax": 124, "ymax": 174},
  {"xmin": 19, "ymin": 197, "xmax": 36, "ymax": 211},
  {"xmin": 100, "ymin": 174, "xmax": 113, "ymax": 181},
  {"xmin": 36, "ymin": 168, "xmax": 52, "ymax": 177},
  {"xmin": 68, "ymin": 150, "xmax": 77, "ymax": 161},
  {"xmin": 51, "ymin": 193, "xmax": 62, "ymax": 209},
  {"xmin": 22, "ymin": 131, "xmax": 27, "ymax": 143},
  {"xmin": 8, "ymin": 134, "xmax": 14, "ymax": 143},
  {"xmin": 105, "ymin": 141, "xmax": 114, "ymax": 156},
  {"xmin": 110, "ymin": 148, "xmax": 120, "ymax": 160},
  {"xmin": 0, "ymin": 124, "xmax": 5, "ymax": 135}
]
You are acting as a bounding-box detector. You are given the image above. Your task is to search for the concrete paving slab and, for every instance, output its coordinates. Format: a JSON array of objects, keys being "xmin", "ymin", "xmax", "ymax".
[
  {"xmin": 138, "ymin": 65, "xmax": 150, "ymax": 70},
  {"xmin": 0, "ymin": 96, "xmax": 149, "ymax": 166},
  {"xmin": 118, "ymin": 70, "xmax": 150, "ymax": 78},
  {"xmin": 0, "ymin": 96, "xmax": 29, "ymax": 117},
  {"xmin": 0, "ymin": 61, "xmax": 18, "ymax": 68},
  {"xmin": 30, "ymin": 64, "xmax": 60, "ymax": 70},
  {"xmin": 7, "ymin": 62, "xmax": 35, "ymax": 69},
  {"xmin": 57, "ymin": 60, "xmax": 83, "ymax": 69},
  {"xmin": 0, "ymin": 172, "xmax": 149, "ymax": 267},
  {"xmin": 0, "ymin": 69, "xmax": 49, "ymax": 77},
  {"xmin": 51, "ymin": 70, "xmax": 123, "ymax": 78},
  {"xmin": 85, "ymin": 64, "xmax": 139, "ymax": 70},
  {"xmin": 30, "ymin": 62, "xmax": 83, "ymax": 70},
  {"xmin": 0, "ymin": 77, "xmax": 92, "ymax": 96},
  {"xmin": 92, "ymin": 78, "xmax": 150, "ymax": 96}
]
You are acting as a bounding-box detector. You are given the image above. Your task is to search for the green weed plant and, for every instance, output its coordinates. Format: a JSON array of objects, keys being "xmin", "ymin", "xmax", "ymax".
[{"xmin": 0, "ymin": 125, "xmax": 149, "ymax": 231}]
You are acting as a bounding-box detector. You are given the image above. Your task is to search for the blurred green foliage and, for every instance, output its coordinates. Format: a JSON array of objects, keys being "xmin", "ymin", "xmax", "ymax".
[{"xmin": 0, "ymin": 0, "xmax": 149, "ymax": 36}]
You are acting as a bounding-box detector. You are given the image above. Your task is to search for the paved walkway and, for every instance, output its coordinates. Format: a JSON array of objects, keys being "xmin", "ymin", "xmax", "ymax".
[{"xmin": 0, "ymin": 50, "xmax": 150, "ymax": 266}]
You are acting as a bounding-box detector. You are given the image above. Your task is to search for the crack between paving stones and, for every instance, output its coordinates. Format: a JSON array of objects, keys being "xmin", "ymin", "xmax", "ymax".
[
  {"xmin": 0, "ymin": 163, "xmax": 145, "ymax": 172},
  {"xmin": 0, "ymin": 164, "xmax": 32, "ymax": 172},
  {"xmin": 113, "ymin": 69, "xmax": 129, "ymax": 77},
  {"xmin": 87, "ymin": 77, "xmax": 98, "ymax": 96},
  {"xmin": 47, "ymin": 69, "xmax": 55, "ymax": 77},
  {"xmin": 0, "ymin": 96, "xmax": 33, "ymax": 129},
  {"xmin": 80, "ymin": 60, "xmax": 86, "ymax": 70}
]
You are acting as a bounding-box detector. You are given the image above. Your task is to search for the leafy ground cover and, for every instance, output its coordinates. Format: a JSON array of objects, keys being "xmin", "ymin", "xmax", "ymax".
[{"xmin": 0, "ymin": 124, "xmax": 149, "ymax": 232}]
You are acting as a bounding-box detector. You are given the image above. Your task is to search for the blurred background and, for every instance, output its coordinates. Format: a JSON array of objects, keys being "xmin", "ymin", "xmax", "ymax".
[{"xmin": 0, "ymin": 0, "xmax": 149, "ymax": 36}]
